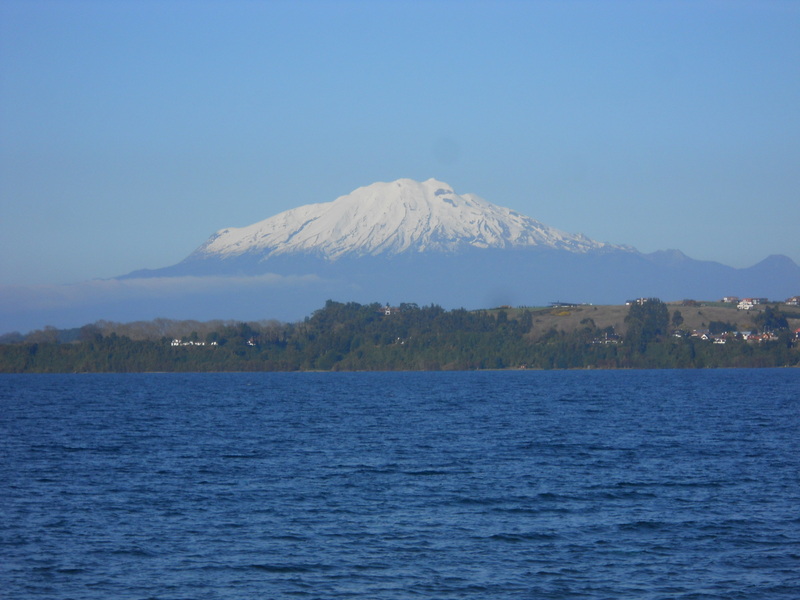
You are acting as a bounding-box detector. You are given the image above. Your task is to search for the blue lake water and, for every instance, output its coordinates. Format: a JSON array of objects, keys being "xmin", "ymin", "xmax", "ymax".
[{"xmin": 1, "ymin": 370, "xmax": 799, "ymax": 599}]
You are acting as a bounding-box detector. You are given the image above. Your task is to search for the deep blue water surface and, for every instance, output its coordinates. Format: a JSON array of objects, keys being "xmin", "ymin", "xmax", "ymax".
[{"xmin": 2, "ymin": 370, "xmax": 799, "ymax": 599}]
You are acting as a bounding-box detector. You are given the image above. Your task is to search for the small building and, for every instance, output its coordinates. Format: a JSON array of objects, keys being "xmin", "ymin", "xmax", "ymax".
[
  {"xmin": 626, "ymin": 297, "xmax": 661, "ymax": 306},
  {"xmin": 592, "ymin": 332, "xmax": 621, "ymax": 345},
  {"xmin": 738, "ymin": 298, "xmax": 758, "ymax": 310}
]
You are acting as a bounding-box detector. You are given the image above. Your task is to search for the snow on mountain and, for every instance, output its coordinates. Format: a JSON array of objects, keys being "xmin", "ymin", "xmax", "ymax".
[{"xmin": 190, "ymin": 178, "xmax": 622, "ymax": 261}]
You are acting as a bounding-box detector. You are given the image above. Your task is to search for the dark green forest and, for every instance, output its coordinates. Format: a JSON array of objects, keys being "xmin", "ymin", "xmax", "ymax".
[{"xmin": 1, "ymin": 300, "xmax": 798, "ymax": 372}]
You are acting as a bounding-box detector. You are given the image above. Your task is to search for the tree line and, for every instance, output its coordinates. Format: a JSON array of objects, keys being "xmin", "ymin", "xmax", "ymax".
[{"xmin": 1, "ymin": 299, "xmax": 797, "ymax": 373}]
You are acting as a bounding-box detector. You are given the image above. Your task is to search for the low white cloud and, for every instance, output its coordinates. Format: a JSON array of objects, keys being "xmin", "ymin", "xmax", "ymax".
[
  {"xmin": 0, "ymin": 273, "xmax": 351, "ymax": 333},
  {"xmin": 1, "ymin": 273, "xmax": 326, "ymax": 308}
]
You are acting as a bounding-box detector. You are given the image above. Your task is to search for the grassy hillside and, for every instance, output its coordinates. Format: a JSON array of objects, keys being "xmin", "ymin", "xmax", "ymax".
[{"xmin": 492, "ymin": 302, "xmax": 799, "ymax": 340}]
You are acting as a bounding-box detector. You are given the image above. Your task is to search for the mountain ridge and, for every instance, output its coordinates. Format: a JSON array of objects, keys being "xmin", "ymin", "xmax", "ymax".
[{"xmin": 113, "ymin": 178, "xmax": 798, "ymax": 324}]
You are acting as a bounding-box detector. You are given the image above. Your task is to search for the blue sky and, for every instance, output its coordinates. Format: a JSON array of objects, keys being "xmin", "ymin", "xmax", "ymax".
[{"xmin": 2, "ymin": 0, "xmax": 799, "ymax": 287}]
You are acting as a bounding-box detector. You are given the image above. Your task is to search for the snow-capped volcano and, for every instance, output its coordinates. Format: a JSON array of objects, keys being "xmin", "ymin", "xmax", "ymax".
[
  {"xmin": 108, "ymin": 177, "xmax": 798, "ymax": 325},
  {"xmin": 190, "ymin": 178, "xmax": 618, "ymax": 261}
]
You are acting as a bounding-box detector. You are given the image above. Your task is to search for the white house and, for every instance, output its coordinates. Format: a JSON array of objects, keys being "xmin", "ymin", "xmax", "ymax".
[{"xmin": 738, "ymin": 298, "xmax": 758, "ymax": 310}]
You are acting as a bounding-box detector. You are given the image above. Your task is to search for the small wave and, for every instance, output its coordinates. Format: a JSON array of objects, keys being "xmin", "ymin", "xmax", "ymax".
[
  {"xmin": 60, "ymin": 445, "xmax": 91, "ymax": 452},
  {"xmin": 618, "ymin": 520, "xmax": 670, "ymax": 531},
  {"xmin": 349, "ymin": 465, "xmax": 400, "ymax": 474},
  {"xmin": 55, "ymin": 568, "xmax": 85, "ymax": 575},
  {"xmin": 59, "ymin": 444, "xmax": 122, "ymax": 453},
  {"xmin": 43, "ymin": 518, "xmax": 69, "ymax": 528},
  {"xmin": 491, "ymin": 507, "xmax": 541, "ymax": 515},
  {"xmin": 221, "ymin": 453, "xmax": 264, "ymax": 459},
  {"xmin": 535, "ymin": 491, "xmax": 583, "ymax": 502},
  {"xmin": 249, "ymin": 563, "xmax": 334, "ymax": 573},
  {"xmin": 453, "ymin": 495, "xmax": 502, "ymax": 505},
  {"xmin": 109, "ymin": 546, "xmax": 157, "ymax": 558},
  {"xmin": 595, "ymin": 490, "xmax": 658, "ymax": 500},
  {"xmin": 487, "ymin": 532, "xmax": 559, "ymax": 542}
]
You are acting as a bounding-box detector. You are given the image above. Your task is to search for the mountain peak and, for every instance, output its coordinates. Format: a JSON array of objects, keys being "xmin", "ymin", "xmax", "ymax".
[{"xmin": 191, "ymin": 178, "xmax": 619, "ymax": 262}]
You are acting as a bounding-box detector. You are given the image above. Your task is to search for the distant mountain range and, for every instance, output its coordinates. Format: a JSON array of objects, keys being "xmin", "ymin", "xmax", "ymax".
[
  {"xmin": 123, "ymin": 178, "xmax": 799, "ymax": 309},
  {"xmin": 2, "ymin": 178, "xmax": 798, "ymax": 333}
]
